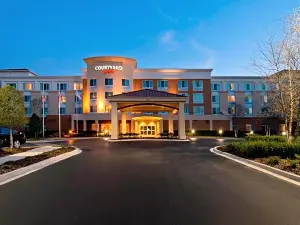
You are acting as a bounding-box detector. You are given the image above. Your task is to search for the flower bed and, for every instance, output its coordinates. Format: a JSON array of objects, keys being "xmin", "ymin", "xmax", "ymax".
[{"xmin": 0, "ymin": 146, "xmax": 75, "ymax": 175}]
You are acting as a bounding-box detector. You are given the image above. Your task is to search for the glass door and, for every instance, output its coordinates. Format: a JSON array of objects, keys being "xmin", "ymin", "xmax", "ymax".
[{"xmin": 140, "ymin": 125, "xmax": 156, "ymax": 136}]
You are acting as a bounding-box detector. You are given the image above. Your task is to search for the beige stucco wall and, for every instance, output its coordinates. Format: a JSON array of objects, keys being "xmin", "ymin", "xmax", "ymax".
[
  {"xmin": 219, "ymin": 92, "xmax": 228, "ymax": 114},
  {"xmin": 252, "ymin": 92, "xmax": 262, "ymax": 116}
]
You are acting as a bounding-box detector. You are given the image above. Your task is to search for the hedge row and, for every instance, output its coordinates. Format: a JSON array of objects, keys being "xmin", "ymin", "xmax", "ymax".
[
  {"xmin": 245, "ymin": 135, "xmax": 287, "ymax": 142},
  {"xmin": 225, "ymin": 140, "xmax": 300, "ymax": 159}
]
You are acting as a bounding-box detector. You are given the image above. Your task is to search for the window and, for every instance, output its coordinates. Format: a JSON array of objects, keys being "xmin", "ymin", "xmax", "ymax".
[
  {"xmin": 105, "ymin": 92, "xmax": 113, "ymax": 99},
  {"xmin": 23, "ymin": 83, "xmax": 33, "ymax": 91},
  {"xmin": 245, "ymin": 92, "xmax": 252, "ymax": 103},
  {"xmin": 7, "ymin": 83, "xmax": 17, "ymax": 89},
  {"xmin": 212, "ymin": 95, "xmax": 219, "ymax": 103},
  {"xmin": 228, "ymin": 92, "xmax": 236, "ymax": 102},
  {"xmin": 142, "ymin": 80, "xmax": 153, "ymax": 89},
  {"xmin": 75, "ymin": 107, "xmax": 82, "ymax": 114},
  {"xmin": 75, "ymin": 95, "xmax": 82, "ymax": 102},
  {"xmin": 40, "ymin": 83, "xmax": 50, "ymax": 91},
  {"xmin": 122, "ymin": 79, "xmax": 130, "ymax": 87},
  {"xmin": 243, "ymin": 83, "xmax": 253, "ymax": 91},
  {"xmin": 90, "ymin": 92, "xmax": 97, "ymax": 100},
  {"xmin": 193, "ymin": 93, "xmax": 204, "ymax": 103},
  {"xmin": 262, "ymin": 92, "xmax": 268, "ymax": 103},
  {"xmin": 40, "ymin": 107, "xmax": 48, "ymax": 116},
  {"xmin": 211, "ymin": 83, "xmax": 221, "ymax": 91},
  {"xmin": 24, "ymin": 95, "xmax": 31, "ymax": 103},
  {"xmin": 59, "ymin": 108, "xmax": 66, "ymax": 115},
  {"xmin": 246, "ymin": 124, "xmax": 253, "ymax": 132},
  {"xmin": 25, "ymin": 107, "xmax": 32, "ymax": 116},
  {"xmin": 244, "ymin": 106, "xmax": 253, "ymax": 116},
  {"xmin": 179, "ymin": 93, "xmax": 189, "ymax": 102},
  {"xmin": 157, "ymin": 80, "xmax": 168, "ymax": 89},
  {"xmin": 212, "ymin": 107, "xmax": 220, "ymax": 115},
  {"xmin": 226, "ymin": 83, "xmax": 236, "ymax": 91},
  {"xmin": 105, "ymin": 78, "xmax": 113, "ymax": 86},
  {"xmin": 184, "ymin": 104, "xmax": 189, "ymax": 115},
  {"xmin": 74, "ymin": 82, "xmax": 83, "ymax": 90},
  {"xmin": 193, "ymin": 80, "xmax": 203, "ymax": 91},
  {"xmin": 193, "ymin": 106, "xmax": 204, "ymax": 115},
  {"xmin": 57, "ymin": 83, "xmax": 68, "ymax": 91},
  {"xmin": 258, "ymin": 83, "xmax": 266, "ymax": 91},
  {"xmin": 105, "ymin": 105, "xmax": 111, "ymax": 113},
  {"xmin": 90, "ymin": 105, "xmax": 97, "ymax": 113},
  {"xmin": 61, "ymin": 96, "xmax": 67, "ymax": 103},
  {"xmin": 178, "ymin": 80, "xmax": 188, "ymax": 90},
  {"xmin": 90, "ymin": 79, "xmax": 97, "ymax": 87},
  {"xmin": 228, "ymin": 106, "xmax": 235, "ymax": 115}
]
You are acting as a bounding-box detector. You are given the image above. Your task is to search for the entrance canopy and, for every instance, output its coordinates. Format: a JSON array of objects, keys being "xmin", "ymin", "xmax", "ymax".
[{"xmin": 107, "ymin": 89, "xmax": 187, "ymax": 139}]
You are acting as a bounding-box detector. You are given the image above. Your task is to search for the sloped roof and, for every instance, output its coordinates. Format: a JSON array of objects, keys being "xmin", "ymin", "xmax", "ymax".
[{"xmin": 109, "ymin": 89, "xmax": 185, "ymax": 98}]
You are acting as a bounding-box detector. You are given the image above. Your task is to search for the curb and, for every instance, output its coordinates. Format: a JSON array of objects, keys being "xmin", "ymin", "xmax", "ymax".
[
  {"xmin": 0, "ymin": 148, "xmax": 82, "ymax": 186},
  {"xmin": 108, "ymin": 139, "xmax": 190, "ymax": 142},
  {"xmin": 210, "ymin": 147, "xmax": 300, "ymax": 187}
]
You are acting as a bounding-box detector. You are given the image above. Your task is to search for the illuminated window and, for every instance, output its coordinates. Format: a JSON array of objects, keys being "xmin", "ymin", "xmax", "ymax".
[
  {"xmin": 23, "ymin": 83, "xmax": 33, "ymax": 91},
  {"xmin": 74, "ymin": 82, "xmax": 83, "ymax": 90},
  {"xmin": 90, "ymin": 92, "xmax": 97, "ymax": 100},
  {"xmin": 61, "ymin": 96, "xmax": 67, "ymax": 103},
  {"xmin": 105, "ymin": 105, "xmax": 111, "ymax": 112},
  {"xmin": 262, "ymin": 92, "xmax": 268, "ymax": 103},
  {"xmin": 193, "ymin": 80, "xmax": 203, "ymax": 91},
  {"xmin": 90, "ymin": 105, "xmax": 97, "ymax": 113},
  {"xmin": 228, "ymin": 92, "xmax": 235, "ymax": 102}
]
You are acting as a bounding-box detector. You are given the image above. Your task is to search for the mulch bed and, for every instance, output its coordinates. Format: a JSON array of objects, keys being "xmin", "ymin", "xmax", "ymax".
[
  {"xmin": 0, "ymin": 147, "xmax": 36, "ymax": 157},
  {"xmin": 0, "ymin": 147, "xmax": 75, "ymax": 175}
]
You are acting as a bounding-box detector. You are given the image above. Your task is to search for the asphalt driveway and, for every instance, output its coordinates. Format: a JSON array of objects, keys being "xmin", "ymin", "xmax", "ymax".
[{"xmin": 0, "ymin": 138, "xmax": 300, "ymax": 225}]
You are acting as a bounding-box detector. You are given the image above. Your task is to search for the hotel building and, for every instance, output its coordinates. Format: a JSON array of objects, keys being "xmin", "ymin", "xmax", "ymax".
[{"xmin": 0, "ymin": 56, "xmax": 275, "ymax": 139}]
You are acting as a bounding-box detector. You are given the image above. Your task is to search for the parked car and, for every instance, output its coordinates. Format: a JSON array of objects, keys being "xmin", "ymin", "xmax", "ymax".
[{"xmin": 0, "ymin": 127, "xmax": 26, "ymax": 149}]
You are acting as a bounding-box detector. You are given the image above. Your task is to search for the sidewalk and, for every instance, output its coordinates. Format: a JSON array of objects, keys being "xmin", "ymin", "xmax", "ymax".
[
  {"xmin": 0, "ymin": 146, "xmax": 61, "ymax": 165},
  {"xmin": 26, "ymin": 137, "xmax": 105, "ymax": 144}
]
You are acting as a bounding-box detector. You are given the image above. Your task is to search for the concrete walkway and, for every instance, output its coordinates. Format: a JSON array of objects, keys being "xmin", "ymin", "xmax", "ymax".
[{"xmin": 0, "ymin": 146, "xmax": 61, "ymax": 165}]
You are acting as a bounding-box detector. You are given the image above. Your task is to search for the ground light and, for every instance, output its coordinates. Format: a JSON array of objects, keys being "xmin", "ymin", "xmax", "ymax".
[
  {"xmin": 191, "ymin": 129, "xmax": 195, "ymax": 136},
  {"xmin": 218, "ymin": 129, "xmax": 223, "ymax": 135},
  {"xmin": 282, "ymin": 131, "xmax": 287, "ymax": 136},
  {"xmin": 250, "ymin": 130, "xmax": 254, "ymax": 135}
]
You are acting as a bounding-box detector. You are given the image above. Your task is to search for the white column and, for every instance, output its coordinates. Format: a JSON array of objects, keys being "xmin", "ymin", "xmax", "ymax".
[
  {"xmin": 71, "ymin": 119, "xmax": 75, "ymax": 131},
  {"xmin": 121, "ymin": 111, "xmax": 127, "ymax": 134},
  {"xmin": 83, "ymin": 120, "xmax": 87, "ymax": 131},
  {"xmin": 111, "ymin": 102, "xmax": 118, "ymax": 139},
  {"xmin": 156, "ymin": 121, "xmax": 160, "ymax": 135},
  {"xmin": 160, "ymin": 119, "xmax": 163, "ymax": 133},
  {"xmin": 95, "ymin": 120, "xmax": 99, "ymax": 132},
  {"xmin": 135, "ymin": 121, "xmax": 139, "ymax": 134},
  {"xmin": 229, "ymin": 119, "xmax": 233, "ymax": 131},
  {"xmin": 131, "ymin": 120, "xmax": 134, "ymax": 133},
  {"xmin": 178, "ymin": 102, "xmax": 186, "ymax": 139},
  {"xmin": 168, "ymin": 113, "xmax": 174, "ymax": 133},
  {"xmin": 209, "ymin": 120, "xmax": 213, "ymax": 131}
]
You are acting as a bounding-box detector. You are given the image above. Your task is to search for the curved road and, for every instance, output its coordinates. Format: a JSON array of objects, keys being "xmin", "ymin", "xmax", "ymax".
[{"xmin": 0, "ymin": 138, "xmax": 300, "ymax": 225}]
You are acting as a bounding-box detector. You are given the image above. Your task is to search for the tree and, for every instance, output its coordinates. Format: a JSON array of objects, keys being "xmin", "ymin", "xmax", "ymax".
[
  {"xmin": 29, "ymin": 113, "xmax": 42, "ymax": 138},
  {"xmin": 232, "ymin": 103, "xmax": 244, "ymax": 137},
  {"xmin": 0, "ymin": 86, "xmax": 27, "ymax": 148},
  {"xmin": 252, "ymin": 7, "xmax": 300, "ymax": 142}
]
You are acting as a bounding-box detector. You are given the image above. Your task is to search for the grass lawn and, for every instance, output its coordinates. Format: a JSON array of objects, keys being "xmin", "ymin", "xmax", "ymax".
[{"xmin": 0, "ymin": 146, "xmax": 75, "ymax": 175}]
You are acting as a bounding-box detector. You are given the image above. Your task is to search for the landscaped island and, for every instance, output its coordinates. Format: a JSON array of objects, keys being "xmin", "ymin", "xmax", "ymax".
[{"xmin": 219, "ymin": 136, "xmax": 300, "ymax": 175}]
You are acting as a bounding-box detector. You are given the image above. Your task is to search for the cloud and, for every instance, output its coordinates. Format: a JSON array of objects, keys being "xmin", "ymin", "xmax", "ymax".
[
  {"xmin": 158, "ymin": 30, "xmax": 179, "ymax": 51},
  {"xmin": 156, "ymin": 6, "xmax": 178, "ymax": 23}
]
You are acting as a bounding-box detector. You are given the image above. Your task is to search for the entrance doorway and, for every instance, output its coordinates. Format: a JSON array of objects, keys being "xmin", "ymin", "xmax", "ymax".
[{"xmin": 140, "ymin": 125, "xmax": 156, "ymax": 137}]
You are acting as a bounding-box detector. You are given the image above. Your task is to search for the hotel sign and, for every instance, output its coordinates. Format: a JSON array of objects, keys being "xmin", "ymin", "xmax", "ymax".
[{"xmin": 94, "ymin": 65, "xmax": 123, "ymax": 74}]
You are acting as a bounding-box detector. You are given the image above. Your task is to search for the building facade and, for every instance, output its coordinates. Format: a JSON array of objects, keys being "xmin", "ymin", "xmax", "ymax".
[{"xmin": 0, "ymin": 56, "xmax": 277, "ymax": 136}]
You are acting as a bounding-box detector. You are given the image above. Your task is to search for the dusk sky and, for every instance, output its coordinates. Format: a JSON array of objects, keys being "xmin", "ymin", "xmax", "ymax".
[{"xmin": 0, "ymin": 0, "xmax": 299, "ymax": 76}]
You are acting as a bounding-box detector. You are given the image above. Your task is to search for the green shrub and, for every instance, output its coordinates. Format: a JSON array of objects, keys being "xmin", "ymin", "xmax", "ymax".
[
  {"xmin": 266, "ymin": 156, "xmax": 281, "ymax": 166},
  {"xmin": 288, "ymin": 159, "xmax": 300, "ymax": 169},
  {"xmin": 225, "ymin": 140, "xmax": 300, "ymax": 158},
  {"xmin": 245, "ymin": 135, "xmax": 287, "ymax": 142}
]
